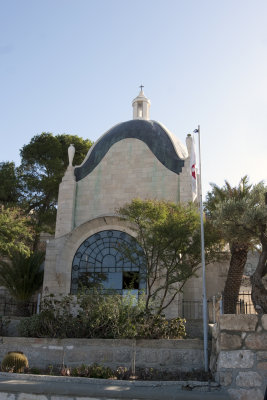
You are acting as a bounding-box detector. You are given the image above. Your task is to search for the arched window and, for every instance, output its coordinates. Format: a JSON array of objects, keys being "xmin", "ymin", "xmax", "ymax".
[{"xmin": 71, "ymin": 230, "xmax": 146, "ymax": 294}]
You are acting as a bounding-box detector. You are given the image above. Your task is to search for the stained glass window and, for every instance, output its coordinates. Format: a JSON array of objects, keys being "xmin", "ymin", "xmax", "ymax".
[{"xmin": 71, "ymin": 230, "xmax": 146, "ymax": 294}]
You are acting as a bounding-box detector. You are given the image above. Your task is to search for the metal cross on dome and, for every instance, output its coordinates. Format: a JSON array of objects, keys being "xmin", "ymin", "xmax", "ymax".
[{"xmin": 139, "ymin": 84, "xmax": 144, "ymax": 91}]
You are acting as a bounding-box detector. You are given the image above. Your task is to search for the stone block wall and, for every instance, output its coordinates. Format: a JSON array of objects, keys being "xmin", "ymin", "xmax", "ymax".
[
  {"xmin": 0, "ymin": 337, "xmax": 204, "ymax": 372},
  {"xmin": 211, "ymin": 314, "xmax": 267, "ymax": 400}
]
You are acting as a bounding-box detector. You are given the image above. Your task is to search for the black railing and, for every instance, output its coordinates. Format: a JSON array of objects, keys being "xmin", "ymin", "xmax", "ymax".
[
  {"xmin": 181, "ymin": 300, "xmax": 204, "ymax": 319},
  {"xmin": 181, "ymin": 292, "xmax": 256, "ymax": 321},
  {"xmin": 223, "ymin": 291, "xmax": 256, "ymax": 315},
  {"xmin": 0, "ymin": 299, "xmax": 37, "ymax": 317},
  {"xmin": 0, "ymin": 291, "xmax": 256, "ymax": 319}
]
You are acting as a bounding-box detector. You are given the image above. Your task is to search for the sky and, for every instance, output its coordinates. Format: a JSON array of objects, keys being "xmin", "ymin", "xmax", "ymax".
[{"xmin": 1, "ymin": 0, "xmax": 266, "ymax": 196}]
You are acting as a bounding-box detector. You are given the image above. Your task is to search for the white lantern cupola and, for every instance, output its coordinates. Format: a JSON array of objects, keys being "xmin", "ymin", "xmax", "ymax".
[{"xmin": 132, "ymin": 85, "xmax": 151, "ymax": 120}]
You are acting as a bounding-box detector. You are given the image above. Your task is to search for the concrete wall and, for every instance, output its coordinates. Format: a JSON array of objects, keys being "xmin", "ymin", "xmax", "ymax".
[
  {"xmin": 211, "ymin": 314, "xmax": 267, "ymax": 400},
  {"xmin": 0, "ymin": 337, "xmax": 205, "ymax": 372}
]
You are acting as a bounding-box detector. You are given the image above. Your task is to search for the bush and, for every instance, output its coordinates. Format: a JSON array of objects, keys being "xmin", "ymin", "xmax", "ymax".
[
  {"xmin": 29, "ymin": 367, "xmax": 41, "ymax": 374},
  {"xmin": 71, "ymin": 363, "xmax": 114, "ymax": 379},
  {"xmin": 47, "ymin": 364, "xmax": 212, "ymax": 381},
  {"xmin": 18, "ymin": 291, "xmax": 186, "ymax": 339}
]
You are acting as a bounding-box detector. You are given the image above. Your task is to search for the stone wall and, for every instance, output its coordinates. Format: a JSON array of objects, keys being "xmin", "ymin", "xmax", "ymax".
[
  {"xmin": 74, "ymin": 138, "xmax": 192, "ymax": 228},
  {"xmin": 0, "ymin": 337, "xmax": 204, "ymax": 372},
  {"xmin": 211, "ymin": 314, "xmax": 267, "ymax": 400},
  {"xmin": 183, "ymin": 261, "xmax": 229, "ymax": 302}
]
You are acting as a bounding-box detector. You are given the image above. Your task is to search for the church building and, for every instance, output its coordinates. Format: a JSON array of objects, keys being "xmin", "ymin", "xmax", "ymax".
[{"xmin": 42, "ymin": 88, "xmax": 209, "ymax": 316}]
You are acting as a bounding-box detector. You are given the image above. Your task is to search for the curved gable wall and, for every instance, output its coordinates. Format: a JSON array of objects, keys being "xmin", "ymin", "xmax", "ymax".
[
  {"xmin": 74, "ymin": 138, "xmax": 182, "ymax": 227},
  {"xmin": 74, "ymin": 120, "xmax": 185, "ymax": 181}
]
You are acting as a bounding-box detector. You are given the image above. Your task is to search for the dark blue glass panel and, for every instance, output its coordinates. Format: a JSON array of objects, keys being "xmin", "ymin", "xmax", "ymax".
[{"xmin": 71, "ymin": 230, "xmax": 146, "ymax": 294}]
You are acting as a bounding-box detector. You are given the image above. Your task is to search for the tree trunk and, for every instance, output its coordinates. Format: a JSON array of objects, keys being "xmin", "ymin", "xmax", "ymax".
[
  {"xmin": 33, "ymin": 229, "xmax": 40, "ymax": 252},
  {"xmin": 223, "ymin": 242, "xmax": 249, "ymax": 314},
  {"xmin": 251, "ymin": 230, "xmax": 267, "ymax": 314}
]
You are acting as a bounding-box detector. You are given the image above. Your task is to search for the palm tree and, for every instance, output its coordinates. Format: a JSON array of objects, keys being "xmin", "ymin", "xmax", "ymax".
[
  {"xmin": 205, "ymin": 176, "xmax": 256, "ymax": 313},
  {"xmin": 0, "ymin": 251, "xmax": 44, "ymax": 316},
  {"xmin": 248, "ymin": 187, "xmax": 267, "ymax": 313},
  {"xmin": 251, "ymin": 227, "xmax": 267, "ymax": 313}
]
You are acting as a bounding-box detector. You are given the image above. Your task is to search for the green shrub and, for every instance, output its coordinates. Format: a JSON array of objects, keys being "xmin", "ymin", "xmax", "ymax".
[
  {"xmin": 115, "ymin": 366, "xmax": 131, "ymax": 380},
  {"xmin": 1, "ymin": 351, "xmax": 29, "ymax": 373},
  {"xmin": 18, "ymin": 291, "xmax": 186, "ymax": 339},
  {"xmin": 89, "ymin": 363, "xmax": 114, "ymax": 379},
  {"xmin": 29, "ymin": 367, "xmax": 41, "ymax": 374},
  {"xmin": 71, "ymin": 363, "xmax": 114, "ymax": 379}
]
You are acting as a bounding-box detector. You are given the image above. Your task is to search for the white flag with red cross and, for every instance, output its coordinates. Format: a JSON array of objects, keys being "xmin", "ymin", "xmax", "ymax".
[{"xmin": 190, "ymin": 136, "xmax": 197, "ymax": 201}]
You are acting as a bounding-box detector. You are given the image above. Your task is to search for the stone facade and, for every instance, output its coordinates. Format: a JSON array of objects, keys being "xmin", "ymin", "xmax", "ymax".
[
  {"xmin": 44, "ymin": 90, "xmax": 261, "ymax": 314},
  {"xmin": 183, "ymin": 260, "xmax": 230, "ymax": 303},
  {"xmin": 43, "ymin": 90, "xmax": 201, "ymax": 314},
  {"xmin": 73, "ymin": 138, "xmax": 192, "ymax": 228},
  {"xmin": 211, "ymin": 314, "xmax": 267, "ymax": 400},
  {"xmin": 54, "ymin": 133, "xmax": 193, "ymax": 239}
]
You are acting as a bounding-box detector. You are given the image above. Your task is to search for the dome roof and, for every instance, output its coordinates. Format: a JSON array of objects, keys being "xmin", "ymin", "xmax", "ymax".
[{"xmin": 74, "ymin": 119, "xmax": 188, "ymax": 181}]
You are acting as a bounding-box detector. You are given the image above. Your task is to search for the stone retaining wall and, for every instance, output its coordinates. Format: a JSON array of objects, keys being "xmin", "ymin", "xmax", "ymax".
[
  {"xmin": 211, "ymin": 314, "xmax": 267, "ymax": 400},
  {"xmin": 0, "ymin": 337, "xmax": 204, "ymax": 372}
]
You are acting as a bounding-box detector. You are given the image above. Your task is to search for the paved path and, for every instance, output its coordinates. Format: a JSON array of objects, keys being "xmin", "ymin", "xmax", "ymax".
[{"xmin": 0, "ymin": 373, "xmax": 230, "ymax": 400}]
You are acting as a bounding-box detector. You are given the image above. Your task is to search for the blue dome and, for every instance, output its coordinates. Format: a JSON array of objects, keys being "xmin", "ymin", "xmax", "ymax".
[{"xmin": 74, "ymin": 119, "xmax": 185, "ymax": 181}]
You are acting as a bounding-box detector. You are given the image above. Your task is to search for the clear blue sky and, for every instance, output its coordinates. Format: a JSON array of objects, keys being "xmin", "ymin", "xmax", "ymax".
[{"xmin": 1, "ymin": 0, "xmax": 266, "ymax": 195}]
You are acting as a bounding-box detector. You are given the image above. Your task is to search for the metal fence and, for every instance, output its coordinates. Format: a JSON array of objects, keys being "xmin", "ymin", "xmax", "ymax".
[
  {"xmin": 181, "ymin": 300, "xmax": 204, "ymax": 319},
  {"xmin": 180, "ymin": 291, "xmax": 256, "ymax": 322},
  {"xmin": 0, "ymin": 286, "xmax": 40, "ymax": 317},
  {"xmin": 0, "ymin": 290, "xmax": 256, "ymax": 319},
  {"xmin": 224, "ymin": 291, "xmax": 256, "ymax": 315},
  {"xmin": 0, "ymin": 298, "xmax": 37, "ymax": 317}
]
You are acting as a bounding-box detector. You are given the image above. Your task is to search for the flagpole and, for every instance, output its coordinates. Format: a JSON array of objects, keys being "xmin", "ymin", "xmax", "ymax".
[{"xmin": 196, "ymin": 125, "xmax": 209, "ymax": 372}]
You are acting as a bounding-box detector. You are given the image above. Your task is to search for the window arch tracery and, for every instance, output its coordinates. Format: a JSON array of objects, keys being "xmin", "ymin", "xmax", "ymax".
[{"xmin": 71, "ymin": 230, "xmax": 146, "ymax": 294}]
